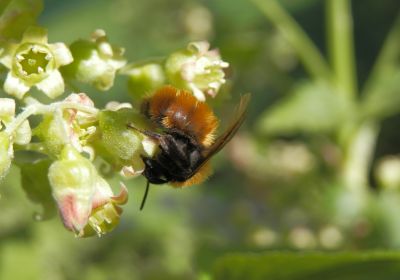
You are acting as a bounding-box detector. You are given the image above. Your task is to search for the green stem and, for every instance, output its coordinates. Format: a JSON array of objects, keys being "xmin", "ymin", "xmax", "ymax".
[
  {"xmin": 251, "ymin": 0, "xmax": 332, "ymax": 82},
  {"xmin": 14, "ymin": 143, "xmax": 48, "ymax": 155},
  {"xmin": 341, "ymin": 121, "xmax": 379, "ymax": 190},
  {"xmin": 327, "ymin": 0, "xmax": 357, "ymax": 99},
  {"xmin": 4, "ymin": 102, "xmax": 99, "ymax": 136}
]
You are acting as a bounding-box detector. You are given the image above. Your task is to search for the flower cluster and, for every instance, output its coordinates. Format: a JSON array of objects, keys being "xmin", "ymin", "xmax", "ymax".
[{"xmin": 0, "ymin": 25, "xmax": 229, "ymax": 237}]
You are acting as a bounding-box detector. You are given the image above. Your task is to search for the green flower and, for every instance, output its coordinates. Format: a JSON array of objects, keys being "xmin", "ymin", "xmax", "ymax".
[
  {"xmin": 65, "ymin": 29, "xmax": 126, "ymax": 91},
  {"xmin": 81, "ymin": 182, "xmax": 128, "ymax": 237},
  {"xmin": 34, "ymin": 93, "xmax": 97, "ymax": 157},
  {"xmin": 165, "ymin": 41, "xmax": 228, "ymax": 101},
  {"xmin": 0, "ymin": 26, "xmax": 73, "ymax": 99}
]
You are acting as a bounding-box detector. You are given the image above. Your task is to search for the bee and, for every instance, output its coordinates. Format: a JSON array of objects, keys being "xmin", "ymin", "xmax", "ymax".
[{"xmin": 128, "ymin": 85, "xmax": 250, "ymax": 209}]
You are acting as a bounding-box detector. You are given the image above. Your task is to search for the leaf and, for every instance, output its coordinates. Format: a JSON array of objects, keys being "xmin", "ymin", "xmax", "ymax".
[
  {"xmin": 213, "ymin": 251, "xmax": 400, "ymax": 280},
  {"xmin": 0, "ymin": 0, "xmax": 43, "ymax": 40},
  {"xmin": 256, "ymin": 81, "xmax": 350, "ymax": 135},
  {"xmin": 361, "ymin": 70, "xmax": 400, "ymax": 120},
  {"xmin": 19, "ymin": 159, "xmax": 57, "ymax": 220}
]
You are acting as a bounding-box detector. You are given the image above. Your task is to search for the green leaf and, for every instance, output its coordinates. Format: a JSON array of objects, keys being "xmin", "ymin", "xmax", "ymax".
[
  {"xmin": 0, "ymin": 0, "xmax": 43, "ymax": 40},
  {"xmin": 213, "ymin": 251, "xmax": 400, "ymax": 280},
  {"xmin": 361, "ymin": 70, "xmax": 400, "ymax": 120},
  {"xmin": 256, "ymin": 81, "xmax": 350, "ymax": 135},
  {"xmin": 19, "ymin": 159, "xmax": 56, "ymax": 220}
]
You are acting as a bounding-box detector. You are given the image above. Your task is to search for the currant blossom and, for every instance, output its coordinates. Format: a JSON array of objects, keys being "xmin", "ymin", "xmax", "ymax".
[
  {"xmin": 48, "ymin": 145, "xmax": 128, "ymax": 236},
  {"xmin": 65, "ymin": 29, "xmax": 126, "ymax": 91},
  {"xmin": 0, "ymin": 26, "xmax": 73, "ymax": 99},
  {"xmin": 34, "ymin": 93, "xmax": 97, "ymax": 157},
  {"xmin": 165, "ymin": 41, "xmax": 228, "ymax": 101}
]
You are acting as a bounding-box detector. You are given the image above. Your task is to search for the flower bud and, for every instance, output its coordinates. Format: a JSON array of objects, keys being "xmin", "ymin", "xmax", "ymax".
[
  {"xmin": 0, "ymin": 26, "xmax": 73, "ymax": 98},
  {"xmin": 98, "ymin": 109, "xmax": 147, "ymax": 161},
  {"xmin": 48, "ymin": 145, "xmax": 97, "ymax": 233},
  {"xmin": 34, "ymin": 113, "xmax": 68, "ymax": 157},
  {"xmin": 0, "ymin": 132, "xmax": 13, "ymax": 179},
  {"xmin": 64, "ymin": 29, "xmax": 126, "ymax": 91},
  {"xmin": 165, "ymin": 41, "xmax": 228, "ymax": 101}
]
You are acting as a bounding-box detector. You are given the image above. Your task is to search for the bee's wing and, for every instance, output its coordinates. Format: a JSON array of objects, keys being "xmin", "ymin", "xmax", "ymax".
[{"xmin": 192, "ymin": 93, "xmax": 251, "ymax": 174}]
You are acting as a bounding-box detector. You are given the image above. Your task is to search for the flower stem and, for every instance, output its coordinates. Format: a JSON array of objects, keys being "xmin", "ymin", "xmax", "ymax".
[
  {"xmin": 251, "ymin": 0, "xmax": 332, "ymax": 82},
  {"xmin": 5, "ymin": 102, "xmax": 99, "ymax": 136}
]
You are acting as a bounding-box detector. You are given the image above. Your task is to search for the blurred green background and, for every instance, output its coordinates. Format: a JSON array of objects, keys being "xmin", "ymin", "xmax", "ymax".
[{"xmin": 1, "ymin": 0, "xmax": 400, "ymax": 279}]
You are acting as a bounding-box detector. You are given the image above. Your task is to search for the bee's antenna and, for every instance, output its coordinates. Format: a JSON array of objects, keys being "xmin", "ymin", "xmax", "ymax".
[
  {"xmin": 127, "ymin": 123, "xmax": 161, "ymax": 140},
  {"xmin": 140, "ymin": 180, "xmax": 151, "ymax": 211}
]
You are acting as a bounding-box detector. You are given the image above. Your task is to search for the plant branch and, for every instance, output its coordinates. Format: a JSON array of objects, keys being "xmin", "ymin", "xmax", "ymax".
[{"xmin": 251, "ymin": 0, "xmax": 332, "ymax": 82}]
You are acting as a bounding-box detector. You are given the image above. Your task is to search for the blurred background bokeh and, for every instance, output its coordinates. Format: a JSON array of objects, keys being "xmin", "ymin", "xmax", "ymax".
[{"xmin": 1, "ymin": 0, "xmax": 400, "ymax": 279}]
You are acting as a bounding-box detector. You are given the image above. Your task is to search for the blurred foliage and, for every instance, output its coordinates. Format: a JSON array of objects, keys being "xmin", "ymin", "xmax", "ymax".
[
  {"xmin": 1, "ymin": 0, "xmax": 400, "ymax": 279},
  {"xmin": 213, "ymin": 252, "xmax": 400, "ymax": 280}
]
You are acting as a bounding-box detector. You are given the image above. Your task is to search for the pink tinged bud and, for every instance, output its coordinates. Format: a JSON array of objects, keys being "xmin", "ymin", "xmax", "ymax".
[{"xmin": 48, "ymin": 145, "xmax": 97, "ymax": 234}]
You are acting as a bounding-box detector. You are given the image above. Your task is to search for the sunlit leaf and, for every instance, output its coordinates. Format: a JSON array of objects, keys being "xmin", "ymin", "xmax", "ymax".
[
  {"xmin": 213, "ymin": 251, "xmax": 400, "ymax": 280},
  {"xmin": 19, "ymin": 159, "xmax": 56, "ymax": 220},
  {"xmin": 256, "ymin": 81, "xmax": 350, "ymax": 135},
  {"xmin": 0, "ymin": 0, "xmax": 43, "ymax": 40}
]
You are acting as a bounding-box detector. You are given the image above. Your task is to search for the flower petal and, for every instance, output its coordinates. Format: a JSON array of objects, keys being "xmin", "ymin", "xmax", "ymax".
[
  {"xmin": 21, "ymin": 26, "xmax": 48, "ymax": 44},
  {"xmin": 111, "ymin": 183, "xmax": 128, "ymax": 205},
  {"xmin": 0, "ymin": 98, "xmax": 16, "ymax": 120},
  {"xmin": 0, "ymin": 43, "xmax": 17, "ymax": 69},
  {"xmin": 35, "ymin": 70, "xmax": 65, "ymax": 98},
  {"xmin": 3, "ymin": 72, "xmax": 30, "ymax": 99},
  {"xmin": 50, "ymin": 43, "xmax": 73, "ymax": 67}
]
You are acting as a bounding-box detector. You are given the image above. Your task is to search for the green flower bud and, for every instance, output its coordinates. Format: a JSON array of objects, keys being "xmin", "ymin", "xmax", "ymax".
[
  {"xmin": 48, "ymin": 145, "xmax": 97, "ymax": 233},
  {"xmin": 124, "ymin": 63, "xmax": 166, "ymax": 99},
  {"xmin": 34, "ymin": 113, "xmax": 68, "ymax": 157},
  {"xmin": 97, "ymin": 108, "xmax": 157, "ymax": 177},
  {"xmin": 165, "ymin": 41, "xmax": 228, "ymax": 101},
  {"xmin": 64, "ymin": 29, "xmax": 126, "ymax": 91},
  {"xmin": 99, "ymin": 109, "xmax": 143, "ymax": 161},
  {"xmin": 0, "ymin": 26, "xmax": 73, "ymax": 99},
  {"xmin": 0, "ymin": 132, "xmax": 13, "ymax": 180}
]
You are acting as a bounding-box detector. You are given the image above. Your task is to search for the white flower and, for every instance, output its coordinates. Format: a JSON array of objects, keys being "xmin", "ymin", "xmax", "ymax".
[
  {"xmin": 66, "ymin": 29, "xmax": 126, "ymax": 91},
  {"xmin": 165, "ymin": 41, "xmax": 229, "ymax": 101},
  {"xmin": 0, "ymin": 26, "xmax": 73, "ymax": 99}
]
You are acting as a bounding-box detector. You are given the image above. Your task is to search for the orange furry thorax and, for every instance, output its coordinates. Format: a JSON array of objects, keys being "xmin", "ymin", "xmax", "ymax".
[{"xmin": 142, "ymin": 86, "xmax": 219, "ymax": 147}]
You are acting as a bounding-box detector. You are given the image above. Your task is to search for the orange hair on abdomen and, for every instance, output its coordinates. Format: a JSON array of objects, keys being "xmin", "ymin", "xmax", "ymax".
[{"xmin": 145, "ymin": 86, "xmax": 219, "ymax": 147}]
